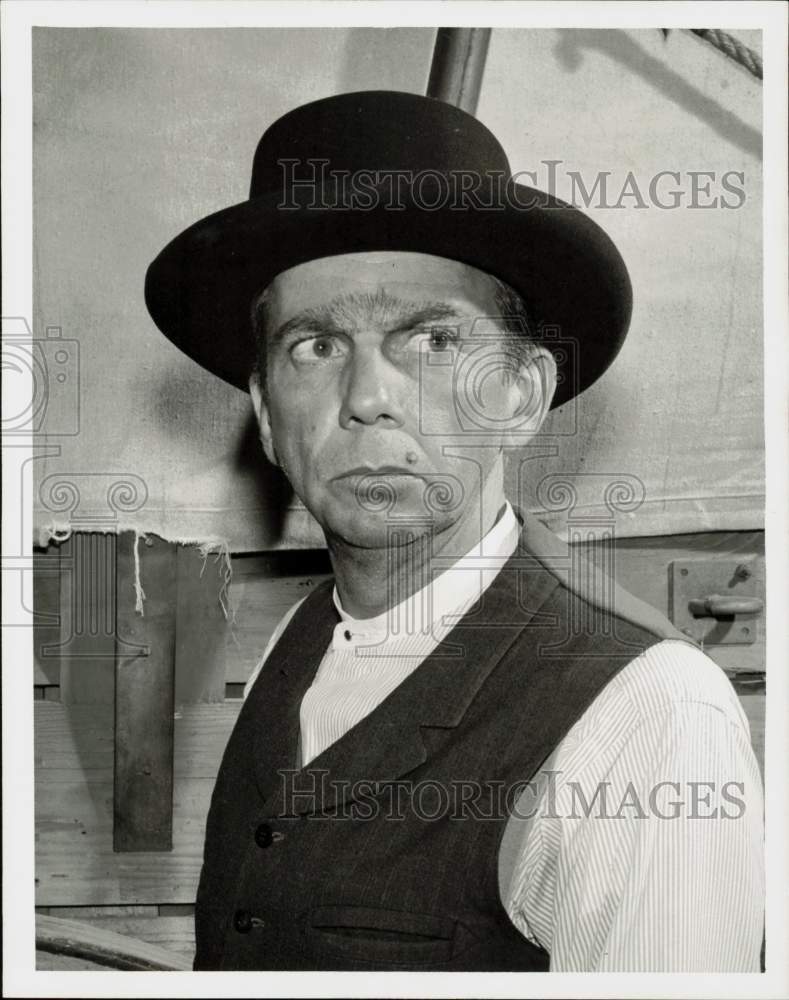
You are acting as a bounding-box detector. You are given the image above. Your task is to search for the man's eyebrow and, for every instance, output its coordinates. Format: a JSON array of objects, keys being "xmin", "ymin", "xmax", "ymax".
[
  {"xmin": 268, "ymin": 309, "xmax": 345, "ymax": 347},
  {"xmin": 387, "ymin": 303, "xmax": 463, "ymax": 333},
  {"xmin": 268, "ymin": 300, "xmax": 463, "ymax": 348}
]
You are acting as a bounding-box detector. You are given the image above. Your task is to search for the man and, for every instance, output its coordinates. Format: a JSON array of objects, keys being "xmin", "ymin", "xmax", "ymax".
[{"xmin": 145, "ymin": 91, "xmax": 763, "ymax": 971}]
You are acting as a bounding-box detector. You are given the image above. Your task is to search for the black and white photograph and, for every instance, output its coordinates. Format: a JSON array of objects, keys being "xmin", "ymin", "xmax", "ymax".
[{"xmin": 2, "ymin": 2, "xmax": 787, "ymax": 996}]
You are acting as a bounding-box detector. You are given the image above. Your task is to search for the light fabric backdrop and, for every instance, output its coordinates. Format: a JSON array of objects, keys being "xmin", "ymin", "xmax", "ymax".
[{"xmin": 32, "ymin": 27, "xmax": 763, "ymax": 551}]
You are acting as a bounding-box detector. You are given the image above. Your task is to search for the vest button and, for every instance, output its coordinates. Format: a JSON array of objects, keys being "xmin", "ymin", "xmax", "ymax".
[
  {"xmin": 254, "ymin": 822, "xmax": 274, "ymax": 848},
  {"xmin": 233, "ymin": 909, "xmax": 253, "ymax": 934}
]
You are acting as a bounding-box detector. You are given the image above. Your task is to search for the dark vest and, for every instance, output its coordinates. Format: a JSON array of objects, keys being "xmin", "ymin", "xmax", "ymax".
[{"xmin": 195, "ymin": 532, "xmax": 683, "ymax": 970}]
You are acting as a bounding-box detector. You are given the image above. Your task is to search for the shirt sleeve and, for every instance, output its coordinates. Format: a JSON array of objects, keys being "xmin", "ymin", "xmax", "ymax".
[{"xmin": 504, "ymin": 641, "xmax": 765, "ymax": 972}]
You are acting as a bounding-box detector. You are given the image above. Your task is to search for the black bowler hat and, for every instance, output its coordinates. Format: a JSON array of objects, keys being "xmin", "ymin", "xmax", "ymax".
[{"xmin": 145, "ymin": 90, "xmax": 632, "ymax": 408}]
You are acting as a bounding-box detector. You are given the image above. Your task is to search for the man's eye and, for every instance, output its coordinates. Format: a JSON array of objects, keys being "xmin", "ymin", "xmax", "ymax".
[
  {"xmin": 425, "ymin": 328, "xmax": 458, "ymax": 352},
  {"xmin": 290, "ymin": 336, "xmax": 345, "ymax": 362}
]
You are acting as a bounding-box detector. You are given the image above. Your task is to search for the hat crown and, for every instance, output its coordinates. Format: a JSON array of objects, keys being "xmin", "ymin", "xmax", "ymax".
[
  {"xmin": 249, "ymin": 90, "xmax": 511, "ymax": 198},
  {"xmin": 146, "ymin": 90, "xmax": 632, "ymax": 407}
]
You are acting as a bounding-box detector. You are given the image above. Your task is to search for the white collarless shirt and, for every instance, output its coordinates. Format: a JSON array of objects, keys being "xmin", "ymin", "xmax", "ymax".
[{"xmin": 244, "ymin": 504, "xmax": 764, "ymax": 971}]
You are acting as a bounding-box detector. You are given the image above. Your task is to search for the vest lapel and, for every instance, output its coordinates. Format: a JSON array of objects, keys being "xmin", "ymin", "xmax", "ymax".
[
  {"xmin": 264, "ymin": 546, "xmax": 561, "ymax": 818},
  {"xmin": 246, "ymin": 580, "xmax": 339, "ymax": 798}
]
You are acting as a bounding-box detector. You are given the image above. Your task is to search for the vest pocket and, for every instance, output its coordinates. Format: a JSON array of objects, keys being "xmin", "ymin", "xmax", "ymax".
[{"xmin": 307, "ymin": 905, "xmax": 457, "ymax": 966}]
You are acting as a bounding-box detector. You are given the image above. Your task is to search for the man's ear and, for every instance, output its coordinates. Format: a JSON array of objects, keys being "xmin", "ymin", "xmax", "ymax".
[
  {"xmin": 249, "ymin": 370, "xmax": 279, "ymax": 467},
  {"xmin": 504, "ymin": 345, "xmax": 557, "ymax": 440}
]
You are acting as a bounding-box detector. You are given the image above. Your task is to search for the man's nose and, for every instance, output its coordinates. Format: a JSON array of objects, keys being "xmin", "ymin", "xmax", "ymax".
[{"xmin": 339, "ymin": 348, "xmax": 404, "ymax": 429}]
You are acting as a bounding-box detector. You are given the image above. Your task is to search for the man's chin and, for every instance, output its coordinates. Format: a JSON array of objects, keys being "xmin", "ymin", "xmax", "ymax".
[{"xmin": 320, "ymin": 509, "xmax": 445, "ymax": 551}]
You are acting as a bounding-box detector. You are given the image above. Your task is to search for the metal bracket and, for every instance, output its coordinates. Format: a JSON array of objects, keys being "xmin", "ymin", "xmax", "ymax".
[{"xmin": 670, "ymin": 556, "xmax": 765, "ymax": 645}]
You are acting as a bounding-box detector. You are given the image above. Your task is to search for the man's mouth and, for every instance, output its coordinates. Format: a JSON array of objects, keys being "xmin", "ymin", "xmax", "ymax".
[{"xmin": 333, "ymin": 465, "xmax": 425, "ymax": 481}]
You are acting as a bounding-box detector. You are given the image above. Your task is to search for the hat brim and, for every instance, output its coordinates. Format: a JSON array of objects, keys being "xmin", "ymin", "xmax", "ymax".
[{"xmin": 144, "ymin": 183, "xmax": 632, "ymax": 409}]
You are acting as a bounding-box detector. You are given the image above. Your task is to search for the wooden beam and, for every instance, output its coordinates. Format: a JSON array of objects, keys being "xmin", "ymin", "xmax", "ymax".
[
  {"xmin": 427, "ymin": 27, "xmax": 492, "ymax": 114},
  {"xmin": 36, "ymin": 914, "xmax": 191, "ymax": 971},
  {"xmin": 55, "ymin": 534, "xmax": 117, "ymax": 705},
  {"xmin": 33, "ymin": 544, "xmax": 62, "ymax": 686},
  {"xmin": 113, "ymin": 534, "xmax": 176, "ymax": 852},
  {"xmin": 39, "ymin": 911, "xmax": 195, "ymax": 965},
  {"xmin": 35, "ymin": 701, "xmax": 241, "ymax": 905},
  {"xmin": 174, "ymin": 545, "xmax": 228, "ymax": 705}
]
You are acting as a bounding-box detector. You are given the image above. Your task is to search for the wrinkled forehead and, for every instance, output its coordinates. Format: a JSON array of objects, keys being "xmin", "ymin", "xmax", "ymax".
[{"xmin": 258, "ymin": 251, "xmax": 502, "ymax": 326}]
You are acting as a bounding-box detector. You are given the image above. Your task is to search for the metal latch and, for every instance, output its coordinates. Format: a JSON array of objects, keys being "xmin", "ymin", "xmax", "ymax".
[
  {"xmin": 670, "ymin": 557, "xmax": 765, "ymax": 645},
  {"xmin": 687, "ymin": 595, "xmax": 764, "ymax": 618}
]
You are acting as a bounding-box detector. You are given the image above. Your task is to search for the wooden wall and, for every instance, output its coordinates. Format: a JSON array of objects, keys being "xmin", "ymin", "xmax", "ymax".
[{"xmin": 33, "ymin": 531, "xmax": 765, "ymax": 966}]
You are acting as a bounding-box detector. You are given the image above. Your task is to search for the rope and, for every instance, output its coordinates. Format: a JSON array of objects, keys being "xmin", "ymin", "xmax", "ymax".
[
  {"xmin": 661, "ymin": 28, "xmax": 762, "ymax": 81},
  {"xmin": 690, "ymin": 28, "xmax": 763, "ymax": 81},
  {"xmin": 663, "ymin": 27, "xmax": 763, "ymax": 81}
]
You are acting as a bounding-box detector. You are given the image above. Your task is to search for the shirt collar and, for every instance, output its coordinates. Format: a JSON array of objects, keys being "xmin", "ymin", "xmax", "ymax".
[{"xmin": 331, "ymin": 501, "xmax": 520, "ymax": 647}]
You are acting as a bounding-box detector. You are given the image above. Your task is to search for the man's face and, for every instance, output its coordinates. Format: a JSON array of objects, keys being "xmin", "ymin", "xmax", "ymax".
[{"xmin": 251, "ymin": 251, "xmax": 552, "ymax": 548}]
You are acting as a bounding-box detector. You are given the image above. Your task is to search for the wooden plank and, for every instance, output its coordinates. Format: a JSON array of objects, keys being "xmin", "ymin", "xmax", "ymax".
[
  {"xmin": 174, "ymin": 545, "xmax": 228, "ymax": 705},
  {"xmin": 158, "ymin": 903, "xmax": 194, "ymax": 916},
  {"xmin": 33, "ymin": 545, "xmax": 62, "ymax": 686},
  {"xmin": 36, "ymin": 914, "xmax": 192, "ymax": 970},
  {"xmin": 114, "ymin": 534, "xmax": 176, "ymax": 852},
  {"xmin": 37, "ymin": 951, "xmax": 113, "ymax": 971},
  {"xmin": 579, "ymin": 531, "xmax": 766, "ymax": 675},
  {"xmin": 36, "ymin": 534, "xmax": 765, "ymax": 695},
  {"xmin": 222, "ymin": 534, "xmax": 767, "ymax": 685},
  {"xmin": 47, "ymin": 904, "xmax": 157, "ymax": 918},
  {"xmin": 223, "ymin": 555, "xmax": 331, "ymax": 684},
  {"xmin": 35, "ymin": 701, "xmax": 240, "ymax": 905},
  {"xmin": 57, "ymin": 534, "xmax": 117, "ymax": 705},
  {"xmin": 42, "ymin": 914, "xmax": 194, "ymax": 961}
]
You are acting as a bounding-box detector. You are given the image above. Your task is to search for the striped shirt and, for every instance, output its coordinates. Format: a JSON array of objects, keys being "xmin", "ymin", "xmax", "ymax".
[{"xmin": 244, "ymin": 504, "xmax": 764, "ymax": 971}]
